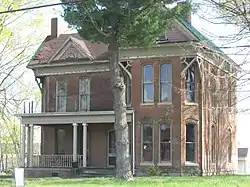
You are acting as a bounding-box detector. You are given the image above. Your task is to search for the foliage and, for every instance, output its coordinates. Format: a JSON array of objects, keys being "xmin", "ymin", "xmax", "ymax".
[
  {"xmin": 1, "ymin": 176, "xmax": 250, "ymax": 187},
  {"xmin": 61, "ymin": 0, "xmax": 192, "ymax": 47},
  {"xmin": 146, "ymin": 166, "xmax": 162, "ymax": 176}
]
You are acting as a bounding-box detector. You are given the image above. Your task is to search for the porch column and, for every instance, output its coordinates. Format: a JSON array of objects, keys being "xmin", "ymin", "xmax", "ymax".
[
  {"xmin": 82, "ymin": 123, "xmax": 88, "ymax": 167},
  {"xmin": 72, "ymin": 123, "xmax": 78, "ymax": 163},
  {"xmin": 29, "ymin": 124, "xmax": 34, "ymax": 167},
  {"xmin": 27, "ymin": 125, "xmax": 30, "ymax": 166},
  {"xmin": 20, "ymin": 124, "xmax": 26, "ymax": 167}
]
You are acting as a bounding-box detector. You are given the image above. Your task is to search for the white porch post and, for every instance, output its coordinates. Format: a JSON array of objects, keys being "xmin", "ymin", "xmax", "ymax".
[
  {"xmin": 29, "ymin": 124, "xmax": 34, "ymax": 167},
  {"xmin": 73, "ymin": 123, "xmax": 78, "ymax": 162},
  {"xmin": 20, "ymin": 124, "xmax": 26, "ymax": 167},
  {"xmin": 27, "ymin": 126, "xmax": 30, "ymax": 166},
  {"xmin": 82, "ymin": 123, "xmax": 88, "ymax": 167}
]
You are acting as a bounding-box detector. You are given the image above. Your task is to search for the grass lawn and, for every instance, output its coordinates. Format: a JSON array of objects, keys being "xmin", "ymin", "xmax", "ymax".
[{"xmin": 0, "ymin": 176, "xmax": 250, "ymax": 187}]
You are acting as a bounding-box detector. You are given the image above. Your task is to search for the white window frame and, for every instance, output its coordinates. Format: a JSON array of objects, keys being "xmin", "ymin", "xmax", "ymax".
[
  {"xmin": 79, "ymin": 78, "xmax": 90, "ymax": 111},
  {"xmin": 56, "ymin": 80, "xmax": 67, "ymax": 112},
  {"xmin": 142, "ymin": 64, "xmax": 154, "ymax": 103},
  {"xmin": 159, "ymin": 63, "xmax": 172, "ymax": 103},
  {"xmin": 140, "ymin": 124, "xmax": 154, "ymax": 165},
  {"xmin": 158, "ymin": 123, "xmax": 171, "ymax": 165}
]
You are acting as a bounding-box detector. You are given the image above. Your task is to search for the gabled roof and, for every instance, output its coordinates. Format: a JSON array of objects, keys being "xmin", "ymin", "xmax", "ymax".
[
  {"xmin": 28, "ymin": 18, "xmax": 236, "ymax": 68},
  {"xmin": 238, "ymin": 148, "xmax": 248, "ymax": 158}
]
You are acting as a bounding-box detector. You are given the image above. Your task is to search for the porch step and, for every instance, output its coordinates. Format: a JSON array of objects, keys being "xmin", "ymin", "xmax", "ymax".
[{"xmin": 77, "ymin": 167, "xmax": 115, "ymax": 178}]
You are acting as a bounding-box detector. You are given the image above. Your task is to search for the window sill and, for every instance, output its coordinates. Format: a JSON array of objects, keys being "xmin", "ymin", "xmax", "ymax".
[
  {"xmin": 185, "ymin": 162, "xmax": 198, "ymax": 166},
  {"xmin": 184, "ymin": 102, "xmax": 198, "ymax": 106},
  {"xmin": 140, "ymin": 103, "xmax": 154, "ymax": 106},
  {"xmin": 157, "ymin": 102, "xmax": 172, "ymax": 106},
  {"xmin": 140, "ymin": 162, "xmax": 154, "ymax": 166},
  {"xmin": 157, "ymin": 162, "xmax": 172, "ymax": 166}
]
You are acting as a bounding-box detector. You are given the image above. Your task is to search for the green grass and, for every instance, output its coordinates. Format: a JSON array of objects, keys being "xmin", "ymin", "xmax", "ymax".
[{"xmin": 1, "ymin": 176, "xmax": 250, "ymax": 187}]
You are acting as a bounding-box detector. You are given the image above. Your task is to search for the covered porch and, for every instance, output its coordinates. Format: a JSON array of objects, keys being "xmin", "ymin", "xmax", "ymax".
[{"xmin": 18, "ymin": 110, "xmax": 135, "ymax": 171}]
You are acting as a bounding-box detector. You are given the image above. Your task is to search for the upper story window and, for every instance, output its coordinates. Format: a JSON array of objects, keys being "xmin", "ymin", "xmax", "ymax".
[
  {"xmin": 142, "ymin": 65, "xmax": 154, "ymax": 103},
  {"xmin": 159, "ymin": 63, "xmax": 172, "ymax": 102},
  {"xmin": 125, "ymin": 76, "xmax": 132, "ymax": 106},
  {"xmin": 211, "ymin": 85, "xmax": 216, "ymax": 107},
  {"xmin": 185, "ymin": 64, "xmax": 196, "ymax": 103},
  {"xmin": 186, "ymin": 123, "xmax": 196, "ymax": 163},
  {"xmin": 79, "ymin": 78, "xmax": 90, "ymax": 111},
  {"xmin": 56, "ymin": 80, "xmax": 67, "ymax": 112},
  {"xmin": 228, "ymin": 79, "xmax": 232, "ymax": 107}
]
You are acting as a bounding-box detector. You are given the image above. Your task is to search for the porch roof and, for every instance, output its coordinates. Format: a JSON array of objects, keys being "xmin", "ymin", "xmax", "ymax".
[{"xmin": 17, "ymin": 110, "xmax": 134, "ymax": 125}]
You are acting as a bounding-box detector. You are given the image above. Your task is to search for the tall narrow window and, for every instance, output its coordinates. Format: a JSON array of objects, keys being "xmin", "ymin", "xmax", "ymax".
[
  {"xmin": 228, "ymin": 129, "xmax": 232, "ymax": 163},
  {"xmin": 185, "ymin": 64, "xmax": 196, "ymax": 103},
  {"xmin": 211, "ymin": 125, "xmax": 215, "ymax": 163},
  {"xmin": 186, "ymin": 124, "xmax": 196, "ymax": 162},
  {"xmin": 211, "ymin": 85, "xmax": 216, "ymax": 107},
  {"xmin": 142, "ymin": 124, "xmax": 153, "ymax": 162},
  {"xmin": 142, "ymin": 65, "xmax": 154, "ymax": 103},
  {"xmin": 160, "ymin": 124, "xmax": 171, "ymax": 162},
  {"xmin": 125, "ymin": 76, "xmax": 132, "ymax": 106},
  {"xmin": 228, "ymin": 80, "xmax": 232, "ymax": 107},
  {"xmin": 56, "ymin": 80, "xmax": 67, "ymax": 112},
  {"xmin": 79, "ymin": 78, "xmax": 90, "ymax": 111},
  {"xmin": 159, "ymin": 63, "xmax": 172, "ymax": 102},
  {"xmin": 55, "ymin": 128, "xmax": 66, "ymax": 154}
]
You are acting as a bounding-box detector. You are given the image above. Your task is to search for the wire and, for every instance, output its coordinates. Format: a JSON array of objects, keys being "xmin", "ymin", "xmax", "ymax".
[{"xmin": 0, "ymin": 1, "xmax": 80, "ymax": 15}]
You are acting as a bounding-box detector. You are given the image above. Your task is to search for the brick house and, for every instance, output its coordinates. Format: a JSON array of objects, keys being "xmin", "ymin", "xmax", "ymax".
[{"xmin": 18, "ymin": 16, "xmax": 238, "ymax": 177}]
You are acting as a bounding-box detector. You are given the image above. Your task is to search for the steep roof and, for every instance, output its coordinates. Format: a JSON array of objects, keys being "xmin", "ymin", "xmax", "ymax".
[
  {"xmin": 28, "ymin": 19, "xmax": 235, "ymax": 67},
  {"xmin": 238, "ymin": 148, "xmax": 248, "ymax": 158}
]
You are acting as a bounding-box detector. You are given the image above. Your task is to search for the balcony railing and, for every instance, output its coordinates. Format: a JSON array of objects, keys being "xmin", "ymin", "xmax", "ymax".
[{"xmin": 32, "ymin": 155, "xmax": 84, "ymax": 168}]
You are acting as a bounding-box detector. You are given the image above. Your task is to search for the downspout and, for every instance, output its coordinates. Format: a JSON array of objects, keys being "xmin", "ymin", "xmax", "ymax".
[{"xmin": 132, "ymin": 110, "xmax": 135, "ymax": 175}]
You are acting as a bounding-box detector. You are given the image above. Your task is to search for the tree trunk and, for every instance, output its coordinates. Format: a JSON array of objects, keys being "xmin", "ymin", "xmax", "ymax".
[{"xmin": 108, "ymin": 38, "xmax": 133, "ymax": 180}]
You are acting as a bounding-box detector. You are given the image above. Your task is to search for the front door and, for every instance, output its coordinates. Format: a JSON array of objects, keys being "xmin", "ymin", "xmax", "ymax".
[{"xmin": 107, "ymin": 130, "xmax": 116, "ymax": 167}]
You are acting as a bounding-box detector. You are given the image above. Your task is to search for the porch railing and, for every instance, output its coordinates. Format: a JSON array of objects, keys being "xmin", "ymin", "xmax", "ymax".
[{"xmin": 32, "ymin": 155, "xmax": 83, "ymax": 168}]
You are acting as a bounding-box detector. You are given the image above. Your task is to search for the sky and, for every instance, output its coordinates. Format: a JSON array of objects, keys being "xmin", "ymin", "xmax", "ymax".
[{"xmin": 19, "ymin": 1, "xmax": 250, "ymax": 147}]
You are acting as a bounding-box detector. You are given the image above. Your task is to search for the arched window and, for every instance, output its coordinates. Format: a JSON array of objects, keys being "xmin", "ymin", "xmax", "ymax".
[
  {"xmin": 211, "ymin": 125, "xmax": 216, "ymax": 163},
  {"xmin": 186, "ymin": 123, "xmax": 195, "ymax": 162},
  {"xmin": 228, "ymin": 129, "xmax": 232, "ymax": 163}
]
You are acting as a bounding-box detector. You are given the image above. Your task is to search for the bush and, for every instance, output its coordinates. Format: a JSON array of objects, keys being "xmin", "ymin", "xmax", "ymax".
[{"xmin": 146, "ymin": 166, "xmax": 162, "ymax": 176}]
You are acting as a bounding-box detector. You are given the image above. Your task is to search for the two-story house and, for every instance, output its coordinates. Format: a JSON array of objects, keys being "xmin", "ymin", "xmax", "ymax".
[{"xmin": 18, "ymin": 15, "xmax": 238, "ymax": 177}]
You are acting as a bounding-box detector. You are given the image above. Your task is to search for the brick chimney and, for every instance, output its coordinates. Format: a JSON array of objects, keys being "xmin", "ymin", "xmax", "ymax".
[
  {"xmin": 51, "ymin": 18, "xmax": 58, "ymax": 37},
  {"xmin": 177, "ymin": 1, "xmax": 192, "ymax": 24}
]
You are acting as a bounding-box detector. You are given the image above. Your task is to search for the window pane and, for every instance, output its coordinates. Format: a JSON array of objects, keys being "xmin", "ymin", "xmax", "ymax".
[
  {"xmin": 143, "ymin": 143, "xmax": 153, "ymax": 162},
  {"xmin": 185, "ymin": 64, "xmax": 195, "ymax": 102},
  {"xmin": 142, "ymin": 124, "xmax": 153, "ymax": 162},
  {"xmin": 143, "ymin": 65, "xmax": 153, "ymax": 82},
  {"xmin": 160, "ymin": 124, "xmax": 171, "ymax": 162},
  {"xmin": 80, "ymin": 78, "xmax": 90, "ymax": 93},
  {"xmin": 160, "ymin": 124, "xmax": 170, "ymax": 142},
  {"xmin": 143, "ymin": 124, "xmax": 152, "ymax": 142},
  {"xmin": 58, "ymin": 96, "xmax": 66, "ymax": 111},
  {"xmin": 160, "ymin": 83, "xmax": 172, "ymax": 102},
  {"xmin": 160, "ymin": 64, "xmax": 172, "ymax": 82},
  {"xmin": 143, "ymin": 83, "xmax": 153, "ymax": 102},
  {"xmin": 161, "ymin": 142, "xmax": 171, "ymax": 161},
  {"xmin": 186, "ymin": 142, "xmax": 195, "ymax": 162},
  {"xmin": 186, "ymin": 124, "xmax": 195, "ymax": 142}
]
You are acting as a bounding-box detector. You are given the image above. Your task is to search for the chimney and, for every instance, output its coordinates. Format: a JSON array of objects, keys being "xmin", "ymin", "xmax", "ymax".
[
  {"xmin": 177, "ymin": 1, "xmax": 192, "ymax": 24},
  {"xmin": 51, "ymin": 18, "xmax": 58, "ymax": 37}
]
